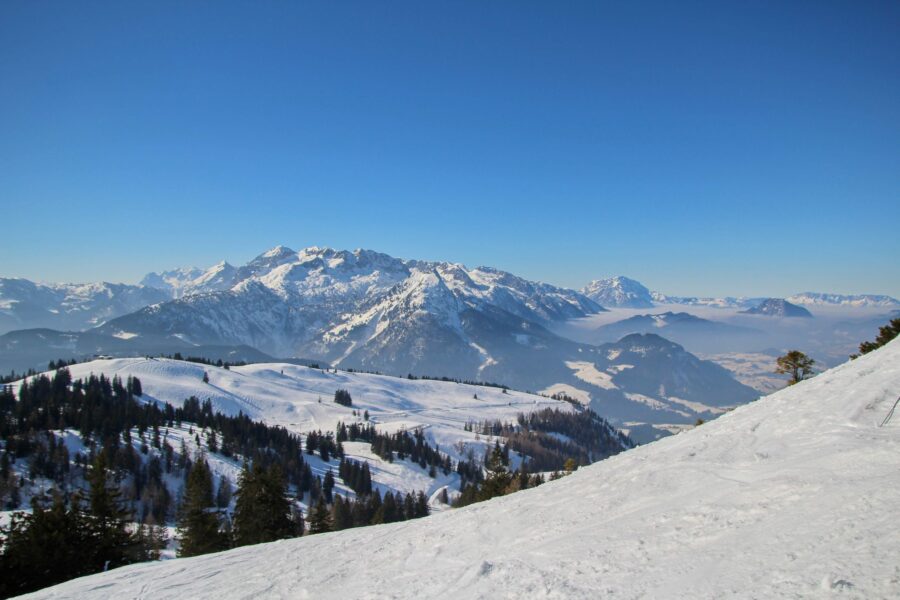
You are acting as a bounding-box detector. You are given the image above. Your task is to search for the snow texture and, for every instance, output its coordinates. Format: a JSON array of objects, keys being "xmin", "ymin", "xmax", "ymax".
[{"xmin": 24, "ymin": 338, "xmax": 900, "ymax": 600}]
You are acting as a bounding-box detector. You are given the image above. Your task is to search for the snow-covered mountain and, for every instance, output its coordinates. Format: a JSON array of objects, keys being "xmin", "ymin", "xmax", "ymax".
[
  {"xmin": 2, "ymin": 247, "xmax": 761, "ymax": 425},
  {"xmin": 100, "ymin": 245, "xmax": 604, "ymax": 371},
  {"xmin": 140, "ymin": 262, "xmax": 239, "ymax": 298},
  {"xmin": 0, "ymin": 278, "xmax": 170, "ymax": 334},
  {"xmin": 649, "ymin": 292, "xmax": 758, "ymax": 309},
  {"xmin": 581, "ymin": 276, "xmax": 653, "ymax": 308},
  {"xmin": 125, "ymin": 246, "xmax": 603, "ymax": 357},
  {"xmin": 29, "ymin": 339, "xmax": 900, "ymax": 599},
  {"xmin": 786, "ymin": 291, "xmax": 900, "ymax": 308},
  {"xmin": 740, "ymin": 298, "xmax": 813, "ymax": 318}
]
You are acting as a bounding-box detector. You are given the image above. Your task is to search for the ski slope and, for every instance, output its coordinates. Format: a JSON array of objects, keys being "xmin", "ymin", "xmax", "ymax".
[{"xmin": 23, "ymin": 339, "xmax": 900, "ymax": 599}]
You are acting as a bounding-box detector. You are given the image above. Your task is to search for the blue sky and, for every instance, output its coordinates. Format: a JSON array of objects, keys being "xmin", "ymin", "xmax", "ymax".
[{"xmin": 1, "ymin": 1, "xmax": 898, "ymax": 297}]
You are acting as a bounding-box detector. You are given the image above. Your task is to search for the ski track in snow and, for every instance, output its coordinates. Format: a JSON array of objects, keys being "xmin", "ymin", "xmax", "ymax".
[{"xmin": 24, "ymin": 339, "xmax": 900, "ymax": 599}]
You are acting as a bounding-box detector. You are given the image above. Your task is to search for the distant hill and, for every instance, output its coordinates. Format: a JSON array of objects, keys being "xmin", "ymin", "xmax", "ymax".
[{"xmin": 740, "ymin": 298, "xmax": 813, "ymax": 318}]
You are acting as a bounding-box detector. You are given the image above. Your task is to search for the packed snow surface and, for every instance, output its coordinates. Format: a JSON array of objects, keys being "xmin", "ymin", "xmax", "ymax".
[{"xmin": 24, "ymin": 339, "xmax": 900, "ymax": 599}]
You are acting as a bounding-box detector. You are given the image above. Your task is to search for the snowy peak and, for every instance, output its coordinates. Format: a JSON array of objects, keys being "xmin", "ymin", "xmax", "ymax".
[
  {"xmin": 260, "ymin": 244, "xmax": 296, "ymax": 259},
  {"xmin": 582, "ymin": 276, "xmax": 654, "ymax": 308},
  {"xmin": 0, "ymin": 277, "xmax": 170, "ymax": 333},
  {"xmin": 139, "ymin": 267, "xmax": 204, "ymax": 292},
  {"xmin": 649, "ymin": 292, "xmax": 756, "ymax": 308},
  {"xmin": 141, "ymin": 261, "xmax": 238, "ymax": 298},
  {"xmin": 787, "ymin": 292, "xmax": 900, "ymax": 308},
  {"xmin": 740, "ymin": 298, "xmax": 813, "ymax": 318}
]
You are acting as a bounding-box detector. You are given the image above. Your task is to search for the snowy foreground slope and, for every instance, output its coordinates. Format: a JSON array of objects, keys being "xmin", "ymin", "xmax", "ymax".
[{"xmin": 25, "ymin": 341, "xmax": 900, "ymax": 599}]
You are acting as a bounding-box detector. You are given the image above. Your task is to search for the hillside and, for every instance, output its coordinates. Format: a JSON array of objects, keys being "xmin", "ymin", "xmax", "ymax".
[
  {"xmin": 8, "ymin": 357, "xmax": 591, "ymax": 499},
  {"xmin": 24, "ymin": 338, "xmax": 900, "ymax": 599}
]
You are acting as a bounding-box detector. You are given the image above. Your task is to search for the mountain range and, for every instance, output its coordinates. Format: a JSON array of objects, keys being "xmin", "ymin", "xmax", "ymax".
[
  {"xmin": 0, "ymin": 246, "xmax": 765, "ymax": 427},
  {"xmin": 4, "ymin": 247, "xmax": 895, "ymax": 426}
]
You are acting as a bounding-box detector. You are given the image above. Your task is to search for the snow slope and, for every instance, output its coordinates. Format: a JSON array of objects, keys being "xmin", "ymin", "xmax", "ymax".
[
  {"xmin": 29, "ymin": 357, "xmax": 576, "ymax": 495},
  {"xmin": 25, "ymin": 339, "xmax": 900, "ymax": 599}
]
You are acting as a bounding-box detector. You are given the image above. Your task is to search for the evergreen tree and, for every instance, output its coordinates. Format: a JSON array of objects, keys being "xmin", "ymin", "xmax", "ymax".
[
  {"xmin": 177, "ymin": 458, "xmax": 227, "ymax": 557},
  {"xmin": 0, "ymin": 493, "xmax": 89, "ymax": 597},
  {"xmin": 233, "ymin": 463, "xmax": 295, "ymax": 546},
  {"xmin": 415, "ymin": 491, "xmax": 430, "ymax": 518},
  {"xmin": 307, "ymin": 496, "xmax": 333, "ymax": 534},
  {"xmin": 856, "ymin": 317, "xmax": 900, "ymax": 357},
  {"xmin": 84, "ymin": 452, "xmax": 143, "ymax": 570},
  {"xmin": 477, "ymin": 442, "xmax": 513, "ymax": 502},
  {"xmin": 215, "ymin": 473, "xmax": 232, "ymax": 509},
  {"xmin": 323, "ymin": 470, "xmax": 335, "ymax": 503},
  {"xmin": 331, "ymin": 495, "xmax": 353, "ymax": 531},
  {"xmin": 333, "ymin": 389, "xmax": 353, "ymax": 407}
]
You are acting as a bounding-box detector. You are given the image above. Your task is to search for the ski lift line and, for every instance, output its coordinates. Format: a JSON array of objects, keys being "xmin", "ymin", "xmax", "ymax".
[{"xmin": 879, "ymin": 396, "xmax": 900, "ymax": 427}]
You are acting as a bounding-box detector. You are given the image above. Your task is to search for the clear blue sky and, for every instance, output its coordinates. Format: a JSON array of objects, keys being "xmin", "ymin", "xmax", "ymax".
[{"xmin": 2, "ymin": 1, "xmax": 898, "ymax": 297}]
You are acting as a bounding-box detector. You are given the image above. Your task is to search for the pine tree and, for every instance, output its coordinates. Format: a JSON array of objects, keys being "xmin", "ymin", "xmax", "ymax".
[
  {"xmin": 177, "ymin": 458, "xmax": 227, "ymax": 557},
  {"xmin": 215, "ymin": 473, "xmax": 232, "ymax": 508},
  {"xmin": 323, "ymin": 470, "xmax": 335, "ymax": 503},
  {"xmin": 331, "ymin": 495, "xmax": 353, "ymax": 531},
  {"xmin": 415, "ymin": 491, "xmax": 430, "ymax": 518},
  {"xmin": 307, "ymin": 496, "xmax": 333, "ymax": 534},
  {"xmin": 856, "ymin": 317, "xmax": 900, "ymax": 357},
  {"xmin": 0, "ymin": 493, "xmax": 89, "ymax": 597},
  {"xmin": 477, "ymin": 442, "xmax": 513, "ymax": 502},
  {"xmin": 233, "ymin": 463, "xmax": 295, "ymax": 546},
  {"xmin": 84, "ymin": 452, "xmax": 142, "ymax": 570}
]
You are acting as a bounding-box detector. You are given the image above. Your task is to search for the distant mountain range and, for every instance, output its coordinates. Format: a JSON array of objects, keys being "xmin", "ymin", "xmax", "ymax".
[
  {"xmin": 649, "ymin": 292, "xmax": 759, "ymax": 309},
  {"xmin": 0, "ymin": 246, "xmax": 766, "ymax": 425},
  {"xmin": 739, "ymin": 298, "xmax": 813, "ymax": 318},
  {"xmin": 785, "ymin": 292, "xmax": 900, "ymax": 308},
  {"xmin": 0, "ymin": 278, "xmax": 169, "ymax": 333},
  {"xmin": 4, "ymin": 248, "xmax": 896, "ymax": 423}
]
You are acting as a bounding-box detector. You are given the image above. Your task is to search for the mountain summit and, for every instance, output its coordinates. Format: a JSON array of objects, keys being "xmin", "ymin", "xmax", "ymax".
[
  {"xmin": 582, "ymin": 276, "xmax": 654, "ymax": 308},
  {"xmin": 740, "ymin": 298, "xmax": 813, "ymax": 318}
]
